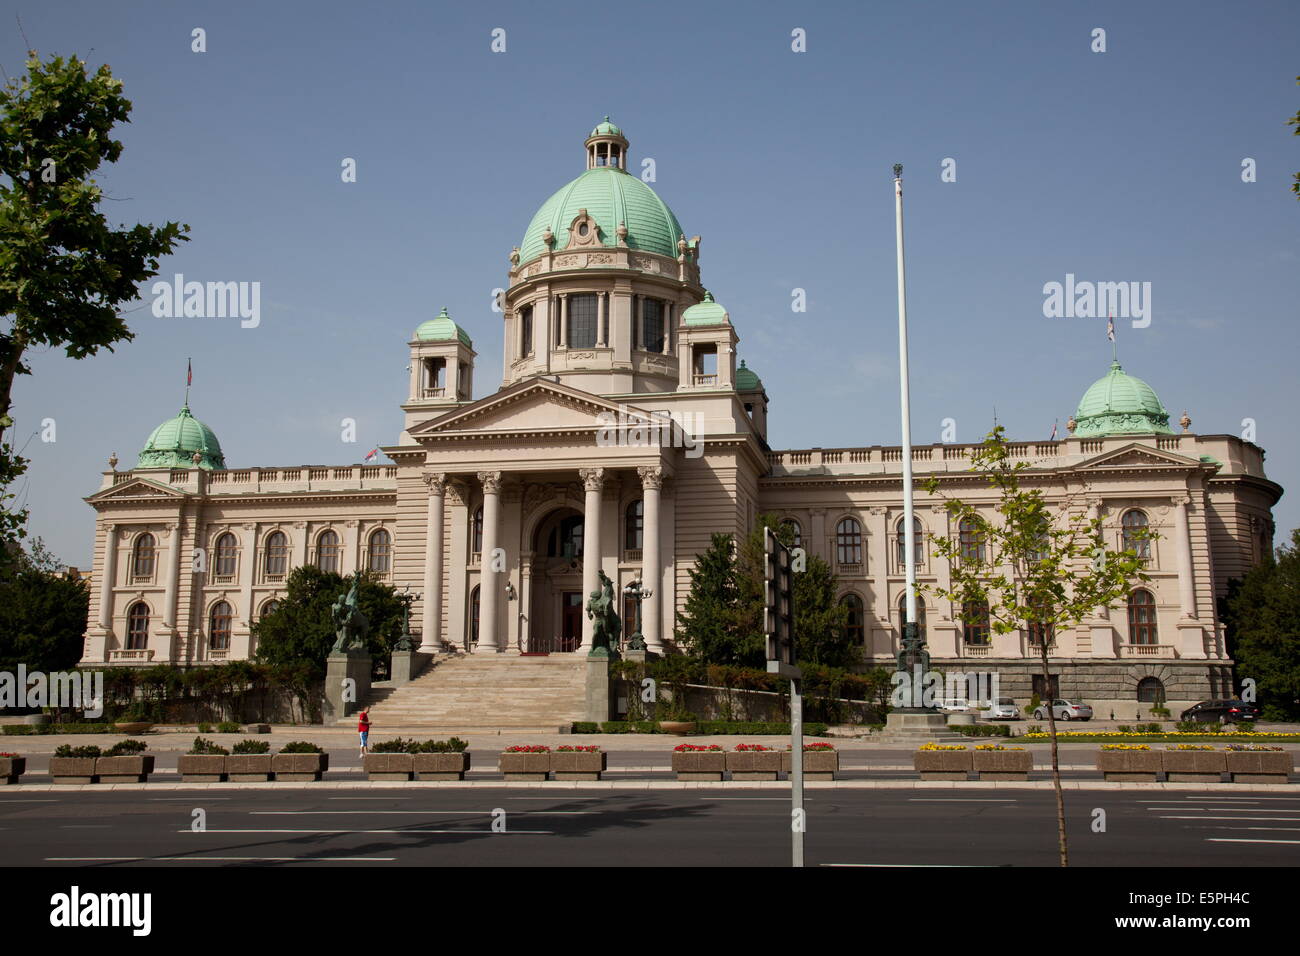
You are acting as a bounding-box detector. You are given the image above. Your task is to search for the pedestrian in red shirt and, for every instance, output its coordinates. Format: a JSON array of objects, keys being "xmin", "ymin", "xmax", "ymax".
[{"xmin": 358, "ymin": 707, "xmax": 371, "ymax": 756}]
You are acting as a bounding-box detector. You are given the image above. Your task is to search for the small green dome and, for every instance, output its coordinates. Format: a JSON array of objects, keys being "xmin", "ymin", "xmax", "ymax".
[
  {"xmin": 415, "ymin": 307, "xmax": 472, "ymax": 346},
  {"xmin": 590, "ymin": 116, "xmax": 623, "ymax": 137},
  {"xmin": 682, "ymin": 290, "xmax": 729, "ymax": 327},
  {"xmin": 519, "ymin": 167, "xmax": 684, "ymax": 264},
  {"xmin": 736, "ymin": 360, "xmax": 763, "ymax": 392},
  {"xmin": 137, "ymin": 404, "xmax": 226, "ymax": 470},
  {"xmin": 1073, "ymin": 361, "xmax": 1174, "ymax": 437}
]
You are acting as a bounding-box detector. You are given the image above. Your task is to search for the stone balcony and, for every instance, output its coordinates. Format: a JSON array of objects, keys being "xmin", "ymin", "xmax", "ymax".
[{"xmin": 1119, "ymin": 644, "xmax": 1178, "ymax": 659}]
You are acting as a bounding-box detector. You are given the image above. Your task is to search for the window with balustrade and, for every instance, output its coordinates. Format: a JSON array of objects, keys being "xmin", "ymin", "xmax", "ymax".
[
  {"xmin": 625, "ymin": 499, "xmax": 643, "ymax": 552},
  {"xmin": 316, "ymin": 529, "xmax": 340, "ymax": 573},
  {"xmin": 1122, "ymin": 509, "xmax": 1151, "ymax": 559},
  {"xmin": 214, "ymin": 533, "xmax": 237, "ymax": 580},
  {"xmin": 841, "ymin": 593, "xmax": 865, "ymax": 643},
  {"xmin": 367, "ymin": 528, "xmax": 391, "ymax": 574},
  {"xmin": 836, "ymin": 517, "xmax": 863, "ymax": 566},
  {"xmin": 567, "ymin": 293, "xmax": 598, "ymax": 348},
  {"xmin": 209, "ymin": 601, "xmax": 232, "ymax": 650},
  {"xmin": 132, "ymin": 533, "xmax": 156, "ymax": 581},
  {"xmin": 895, "ymin": 517, "xmax": 924, "ymax": 568},
  {"xmin": 1127, "ymin": 588, "xmax": 1158, "ymax": 644},
  {"xmin": 898, "ymin": 593, "xmax": 926, "ymax": 641},
  {"xmin": 263, "ymin": 531, "xmax": 289, "ymax": 579},
  {"xmin": 959, "ymin": 517, "xmax": 986, "ymax": 564},
  {"xmin": 962, "ymin": 599, "xmax": 991, "ymax": 644},
  {"xmin": 127, "ymin": 602, "xmax": 149, "ymax": 650}
]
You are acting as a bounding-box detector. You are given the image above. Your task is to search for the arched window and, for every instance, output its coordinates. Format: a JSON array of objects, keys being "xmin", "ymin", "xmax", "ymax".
[
  {"xmin": 264, "ymin": 531, "xmax": 289, "ymax": 578},
  {"xmin": 260, "ymin": 599, "xmax": 281, "ymax": 619},
  {"xmin": 316, "ymin": 529, "xmax": 340, "ymax": 573},
  {"xmin": 209, "ymin": 601, "xmax": 233, "ymax": 650},
  {"xmin": 1122, "ymin": 509, "xmax": 1150, "ymax": 559},
  {"xmin": 895, "ymin": 517, "xmax": 924, "ymax": 567},
  {"xmin": 1136, "ymin": 676, "xmax": 1166, "ymax": 704},
  {"xmin": 962, "ymin": 599, "xmax": 990, "ymax": 644},
  {"xmin": 1026, "ymin": 595, "xmax": 1055, "ymax": 647},
  {"xmin": 127, "ymin": 602, "xmax": 150, "ymax": 650},
  {"xmin": 836, "ymin": 517, "xmax": 863, "ymax": 565},
  {"xmin": 547, "ymin": 514, "xmax": 584, "ymax": 559},
  {"xmin": 959, "ymin": 517, "xmax": 986, "ymax": 563},
  {"xmin": 1128, "ymin": 588, "xmax": 1158, "ymax": 644},
  {"xmin": 469, "ymin": 585, "xmax": 481, "ymax": 646},
  {"xmin": 841, "ymin": 593, "xmax": 865, "ymax": 643},
  {"xmin": 132, "ymin": 533, "xmax": 156, "ymax": 580},
  {"xmin": 367, "ymin": 529, "xmax": 391, "ymax": 574},
  {"xmin": 625, "ymin": 500, "xmax": 644, "ymax": 551},
  {"xmin": 472, "ymin": 507, "xmax": 483, "ymax": 555},
  {"xmin": 780, "ymin": 518, "xmax": 802, "ymax": 549},
  {"xmin": 897, "ymin": 592, "xmax": 926, "ymax": 641},
  {"xmin": 214, "ymin": 533, "xmax": 237, "ymax": 579}
]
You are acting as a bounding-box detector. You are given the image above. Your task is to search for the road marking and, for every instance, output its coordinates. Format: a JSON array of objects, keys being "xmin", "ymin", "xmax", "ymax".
[
  {"xmin": 0, "ymin": 799, "xmax": 56, "ymax": 803},
  {"xmin": 46, "ymin": 856, "xmax": 396, "ymax": 862},
  {"xmin": 909, "ymin": 799, "xmax": 1017, "ymax": 803},
  {"xmin": 59, "ymin": 825, "xmax": 111, "ymax": 829},
  {"xmin": 249, "ymin": 810, "xmax": 598, "ymax": 815},
  {"xmin": 1159, "ymin": 815, "xmax": 1300, "ymax": 821},
  {"xmin": 177, "ymin": 827, "xmax": 554, "ymax": 834},
  {"xmin": 327, "ymin": 796, "xmax": 412, "ymax": 800},
  {"xmin": 822, "ymin": 862, "xmax": 995, "ymax": 868},
  {"xmin": 1146, "ymin": 807, "xmax": 1300, "ymax": 813},
  {"xmin": 1205, "ymin": 838, "xmax": 1300, "ymax": 845},
  {"xmin": 150, "ymin": 797, "xmax": 232, "ymax": 802}
]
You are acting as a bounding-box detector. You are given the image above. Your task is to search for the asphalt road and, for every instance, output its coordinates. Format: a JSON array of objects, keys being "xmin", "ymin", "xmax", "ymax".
[{"xmin": 3, "ymin": 787, "xmax": 1298, "ymax": 867}]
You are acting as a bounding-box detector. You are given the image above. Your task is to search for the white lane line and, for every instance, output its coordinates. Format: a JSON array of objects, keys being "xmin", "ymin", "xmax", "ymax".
[
  {"xmin": 327, "ymin": 797, "xmax": 412, "ymax": 801},
  {"xmin": 1206, "ymin": 838, "xmax": 1300, "ymax": 845},
  {"xmin": 176, "ymin": 828, "xmax": 554, "ymax": 834},
  {"xmin": 822, "ymin": 863, "xmax": 994, "ymax": 868},
  {"xmin": 1159, "ymin": 815, "xmax": 1300, "ymax": 821},
  {"xmin": 46, "ymin": 856, "xmax": 396, "ymax": 862},
  {"xmin": 59, "ymin": 825, "xmax": 111, "ymax": 829},
  {"xmin": 150, "ymin": 797, "xmax": 232, "ymax": 802},
  {"xmin": 1197, "ymin": 826, "xmax": 1300, "ymax": 831},
  {"xmin": 0, "ymin": 799, "xmax": 56, "ymax": 803},
  {"xmin": 1147, "ymin": 807, "xmax": 1300, "ymax": 813},
  {"xmin": 909, "ymin": 799, "xmax": 1017, "ymax": 803},
  {"xmin": 1181, "ymin": 796, "xmax": 1300, "ymax": 801},
  {"xmin": 249, "ymin": 810, "xmax": 597, "ymax": 815}
]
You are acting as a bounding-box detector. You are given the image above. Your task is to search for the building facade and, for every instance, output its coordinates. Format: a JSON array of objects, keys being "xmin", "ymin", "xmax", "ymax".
[{"xmin": 79, "ymin": 121, "xmax": 1282, "ymax": 717}]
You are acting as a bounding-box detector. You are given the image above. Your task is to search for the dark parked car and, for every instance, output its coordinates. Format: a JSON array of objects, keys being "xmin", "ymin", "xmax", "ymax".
[{"xmin": 1180, "ymin": 700, "xmax": 1262, "ymax": 724}]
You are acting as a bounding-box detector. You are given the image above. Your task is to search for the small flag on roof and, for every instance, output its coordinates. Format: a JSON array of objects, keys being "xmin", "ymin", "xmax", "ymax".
[{"xmin": 363, "ymin": 448, "xmax": 379, "ymax": 463}]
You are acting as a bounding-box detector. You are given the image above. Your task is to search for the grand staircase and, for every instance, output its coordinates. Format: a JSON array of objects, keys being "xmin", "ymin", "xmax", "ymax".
[{"xmin": 349, "ymin": 654, "xmax": 589, "ymax": 733}]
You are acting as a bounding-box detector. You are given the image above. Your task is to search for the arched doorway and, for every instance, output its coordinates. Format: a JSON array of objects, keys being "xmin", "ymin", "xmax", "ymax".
[{"xmin": 527, "ymin": 507, "xmax": 586, "ymax": 653}]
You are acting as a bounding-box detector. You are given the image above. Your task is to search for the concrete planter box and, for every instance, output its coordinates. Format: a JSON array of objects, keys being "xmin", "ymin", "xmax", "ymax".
[
  {"xmin": 973, "ymin": 750, "xmax": 1032, "ymax": 780},
  {"xmin": 272, "ymin": 752, "xmax": 328, "ymax": 781},
  {"xmin": 227, "ymin": 754, "xmax": 274, "ymax": 781},
  {"xmin": 50, "ymin": 757, "xmax": 99, "ymax": 784},
  {"xmin": 364, "ymin": 753, "xmax": 414, "ymax": 781},
  {"xmin": 1226, "ymin": 751, "xmax": 1293, "ymax": 784},
  {"xmin": 914, "ymin": 750, "xmax": 972, "ymax": 780},
  {"xmin": 551, "ymin": 750, "xmax": 606, "ymax": 781},
  {"xmin": 413, "ymin": 752, "xmax": 471, "ymax": 781},
  {"xmin": 0, "ymin": 756, "xmax": 26, "ymax": 785},
  {"xmin": 672, "ymin": 750, "xmax": 726, "ymax": 781},
  {"xmin": 178, "ymin": 754, "xmax": 227, "ymax": 783},
  {"xmin": 500, "ymin": 752, "xmax": 550, "ymax": 781},
  {"xmin": 1097, "ymin": 750, "xmax": 1162, "ymax": 781},
  {"xmin": 96, "ymin": 755, "xmax": 155, "ymax": 783},
  {"xmin": 780, "ymin": 750, "xmax": 840, "ymax": 781},
  {"xmin": 726, "ymin": 750, "xmax": 782, "ymax": 780},
  {"xmin": 1163, "ymin": 751, "xmax": 1227, "ymax": 783}
]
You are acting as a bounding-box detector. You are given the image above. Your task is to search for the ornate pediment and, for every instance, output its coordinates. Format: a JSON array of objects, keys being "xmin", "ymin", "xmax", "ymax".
[
  {"xmin": 1079, "ymin": 443, "xmax": 1198, "ymax": 470},
  {"xmin": 409, "ymin": 378, "xmax": 657, "ymax": 440},
  {"xmin": 87, "ymin": 478, "xmax": 188, "ymax": 503}
]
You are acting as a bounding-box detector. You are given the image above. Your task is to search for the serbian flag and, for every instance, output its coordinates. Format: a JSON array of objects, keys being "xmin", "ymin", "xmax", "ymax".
[
  {"xmin": 1106, "ymin": 314, "xmax": 1115, "ymax": 343},
  {"xmin": 363, "ymin": 448, "xmax": 379, "ymax": 463},
  {"xmin": 1049, "ymin": 421, "xmax": 1058, "ymax": 441}
]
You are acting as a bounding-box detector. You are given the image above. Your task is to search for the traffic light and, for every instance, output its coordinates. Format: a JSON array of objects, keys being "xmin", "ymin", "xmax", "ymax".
[{"xmin": 764, "ymin": 526, "xmax": 795, "ymax": 665}]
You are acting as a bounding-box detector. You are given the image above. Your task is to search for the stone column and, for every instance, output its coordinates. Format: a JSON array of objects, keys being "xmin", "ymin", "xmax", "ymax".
[
  {"xmin": 1173, "ymin": 497, "xmax": 1196, "ymax": 618},
  {"xmin": 635, "ymin": 294, "xmax": 644, "ymax": 350},
  {"xmin": 639, "ymin": 466, "xmax": 664, "ymax": 651},
  {"xmin": 421, "ymin": 472, "xmax": 446, "ymax": 652},
  {"xmin": 579, "ymin": 467, "xmax": 605, "ymax": 651},
  {"xmin": 343, "ymin": 520, "xmax": 359, "ymax": 576},
  {"xmin": 597, "ymin": 292, "xmax": 607, "ymax": 346},
  {"xmin": 477, "ymin": 471, "xmax": 503, "ymax": 652},
  {"xmin": 163, "ymin": 520, "xmax": 183, "ymax": 631},
  {"xmin": 558, "ymin": 294, "xmax": 568, "ymax": 348},
  {"xmin": 99, "ymin": 523, "xmax": 118, "ymax": 630},
  {"xmin": 663, "ymin": 303, "xmax": 673, "ymax": 353}
]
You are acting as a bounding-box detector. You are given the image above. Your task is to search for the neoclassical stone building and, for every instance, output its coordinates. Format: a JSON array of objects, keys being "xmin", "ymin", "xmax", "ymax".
[{"xmin": 79, "ymin": 120, "xmax": 1282, "ymax": 716}]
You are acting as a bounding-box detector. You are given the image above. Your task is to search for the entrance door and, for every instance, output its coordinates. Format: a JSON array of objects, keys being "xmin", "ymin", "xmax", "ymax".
[{"xmin": 560, "ymin": 591, "xmax": 584, "ymax": 652}]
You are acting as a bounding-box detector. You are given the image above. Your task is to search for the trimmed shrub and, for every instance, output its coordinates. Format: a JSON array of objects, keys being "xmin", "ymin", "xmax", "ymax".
[
  {"xmin": 54, "ymin": 744, "xmax": 102, "ymax": 758},
  {"xmin": 216, "ymin": 721, "xmax": 241, "ymax": 734},
  {"xmin": 231, "ymin": 739, "xmax": 271, "ymax": 755},
  {"xmin": 104, "ymin": 739, "xmax": 148, "ymax": 757},
  {"xmin": 189, "ymin": 736, "xmax": 228, "ymax": 755},
  {"xmin": 279, "ymin": 740, "xmax": 324, "ymax": 754}
]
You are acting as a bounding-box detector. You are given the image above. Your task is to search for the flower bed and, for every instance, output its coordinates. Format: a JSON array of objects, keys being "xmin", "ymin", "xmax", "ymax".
[
  {"xmin": 0, "ymin": 754, "xmax": 25, "ymax": 785},
  {"xmin": 1162, "ymin": 746, "xmax": 1226, "ymax": 783},
  {"xmin": 972, "ymin": 745, "xmax": 1031, "ymax": 780},
  {"xmin": 1224, "ymin": 746, "xmax": 1292, "ymax": 784},
  {"xmin": 552, "ymin": 745, "xmax": 606, "ymax": 781},
  {"xmin": 1097, "ymin": 745, "xmax": 1161, "ymax": 781},
  {"xmin": 914, "ymin": 744, "xmax": 971, "ymax": 780},
  {"xmin": 672, "ymin": 743, "xmax": 725, "ymax": 781},
  {"xmin": 500, "ymin": 745, "xmax": 551, "ymax": 781},
  {"xmin": 780, "ymin": 743, "xmax": 839, "ymax": 780},
  {"xmin": 727, "ymin": 743, "xmax": 781, "ymax": 780}
]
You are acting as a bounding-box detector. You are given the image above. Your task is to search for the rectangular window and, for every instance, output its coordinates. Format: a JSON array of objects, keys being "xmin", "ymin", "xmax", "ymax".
[
  {"xmin": 568, "ymin": 294, "xmax": 597, "ymax": 348},
  {"xmin": 643, "ymin": 299, "xmax": 664, "ymax": 352}
]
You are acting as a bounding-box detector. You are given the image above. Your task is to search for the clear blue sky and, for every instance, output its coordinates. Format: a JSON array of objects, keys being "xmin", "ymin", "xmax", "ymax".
[{"xmin": 4, "ymin": 0, "xmax": 1297, "ymax": 566}]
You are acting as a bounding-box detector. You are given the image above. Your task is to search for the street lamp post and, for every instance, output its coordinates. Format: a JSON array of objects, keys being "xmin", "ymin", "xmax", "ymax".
[{"xmin": 622, "ymin": 578, "xmax": 651, "ymax": 652}]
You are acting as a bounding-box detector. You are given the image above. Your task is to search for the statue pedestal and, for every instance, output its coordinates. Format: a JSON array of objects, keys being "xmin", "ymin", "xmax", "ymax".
[
  {"xmin": 584, "ymin": 655, "xmax": 612, "ymax": 724},
  {"xmin": 323, "ymin": 651, "xmax": 372, "ymax": 723},
  {"xmin": 391, "ymin": 650, "xmax": 431, "ymax": 685},
  {"xmin": 623, "ymin": 648, "xmax": 658, "ymax": 662}
]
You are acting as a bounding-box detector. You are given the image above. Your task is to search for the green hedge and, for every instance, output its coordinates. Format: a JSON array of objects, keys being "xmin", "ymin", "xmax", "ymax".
[
  {"xmin": 571, "ymin": 720, "xmax": 829, "ymax": 736},
  {"xmin": 2, "ymin": 723, "xmax": 118, "ymax": 735},
  {"xmin": 949, "ymin": 724, "xmax": 1012, "ymax": 737}
]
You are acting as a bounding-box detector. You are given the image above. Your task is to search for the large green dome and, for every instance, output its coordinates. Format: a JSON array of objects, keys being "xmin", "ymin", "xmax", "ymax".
[
  {"xmin": 137, "ymin": 404, "xmax": 226, "ymax": 470},
  {"xmin": 519, "ymin": 167, "xmax": 684, "ymax": 264},
  {"xmin": 1073, "ymin": 361, "xmax": 1173, "ymax": 437}
]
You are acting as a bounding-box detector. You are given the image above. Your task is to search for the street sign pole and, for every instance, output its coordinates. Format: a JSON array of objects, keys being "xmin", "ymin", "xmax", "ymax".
[
  {"xmin": 790, "ymin": 671, "xmax": 804, "ymax": 868},
  {"xmin": 765, "ymin": 525, "xmax": 803, "ymax": 867}
]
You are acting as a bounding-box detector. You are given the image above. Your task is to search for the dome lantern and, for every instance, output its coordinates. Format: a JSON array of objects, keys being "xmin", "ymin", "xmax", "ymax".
[{"xmin": 585, "ymin": 116, "xmax": 629, "ymax": 171}]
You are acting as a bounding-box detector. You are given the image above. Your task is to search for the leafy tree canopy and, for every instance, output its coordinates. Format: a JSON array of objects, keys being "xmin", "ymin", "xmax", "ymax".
[
  {"xmin": 0, "ymin": 536, "xmax": 89, "ymax": 674},
  {"xmin": 1223, "ymin": 528, "xmax": 1300, "ymax": 720}
]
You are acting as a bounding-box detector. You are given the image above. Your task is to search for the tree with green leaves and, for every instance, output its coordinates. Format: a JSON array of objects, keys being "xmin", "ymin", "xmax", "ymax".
[
  {"xmin": 252, "ymin": 566, "xmax": 405, "ymax": 678},
  {"xmin": 922, "ymin": 426, "xmax": 1152, "ymax": 867},
  {"xmin": 0, "ymin": 52, "xmax": 189, "ymax": 554},
  {"xmin": 1289, "ymin": 76, "xmax": 1299, "ymax": 199},
  {"xmin": 0, "ymin": 536, "xmax": 89, "ymax": 674},
  {"xmin": 1222, "ymin": 529, "xmax": 1300, "ymax": 720},
  {"xmin": 674, "ymin": 532, "xmax": 747, "ymax": 664}
]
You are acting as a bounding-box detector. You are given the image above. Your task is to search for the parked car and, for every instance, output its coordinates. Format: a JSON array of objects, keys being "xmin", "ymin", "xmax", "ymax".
[
  {"xmin": 988, "ymin": 698, "xmax": 1020, "ymax": 720},
  {"xmin": 1180, "ymin": 700, "xmax": 1262, "ymax": 724},
  {"xmin": 937, "ymin": 698, "xmax": 969, "ymax": 714},
  {"xmin": 1032, "ymin": 699, "xmax": 1093, "ymax": 721}
]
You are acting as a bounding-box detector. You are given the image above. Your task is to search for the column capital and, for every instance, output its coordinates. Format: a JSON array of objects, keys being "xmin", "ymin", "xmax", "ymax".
[
  {"xmin": 1172, "ymin": 495, "xmax": 1191, "ymax": 508},
  {"xmin": 421, "ymin": 471, "xmax": 448, "ymax": 496},
  {"xmin": 579, "ymin": 467, "xmax": 606, "ymax": 492},
  {"xmin": 637, "ymin": 465, "xmax": 664, "ymax": 490},
  {"xmin": 477, "ymin": 470, "xmax": 504, "ymax": 494}
]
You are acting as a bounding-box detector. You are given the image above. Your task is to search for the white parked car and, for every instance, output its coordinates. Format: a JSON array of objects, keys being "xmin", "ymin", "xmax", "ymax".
[
  {"xmin": 1032, "ymin": 698, "xmax": 1093, "ymax": 721},
  {"xmin": 937, "ymin": 698, "xmax": 970, "ymax": 713},
  {"xmin": 988, "ymin": 698, "xmax": 1019, "ymax": 720}
]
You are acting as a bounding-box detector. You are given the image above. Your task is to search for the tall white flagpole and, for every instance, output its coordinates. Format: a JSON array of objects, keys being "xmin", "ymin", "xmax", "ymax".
[{"xmin": 894, "ymin": 164, "xmax": 919, "ymax": 666}]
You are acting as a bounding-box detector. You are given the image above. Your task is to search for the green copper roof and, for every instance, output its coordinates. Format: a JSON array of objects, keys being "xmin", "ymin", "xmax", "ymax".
[
  {"xmin": 137, "ymin": 404, "xmax": 226, "ymax": 471},
  {"xmin": 415, "ymin": 307, "xmax": 472, "ymax": 346},
  {"xmin": 736, "ymin": 359, "xmax": 763, "ymax": 391},
  {"xmin": 682, "ymin": 290, "xmax": 729, "ymax": 327},
  {"xmin": 519, "ymin": 168, "xmax": 684, "ymax": 263},
  {"xmin": 590, "ymin": 116, "xmax": 623, "ymax": 137},
  {"xmin": 1073, "ymin": 361, "xmax": 1174, "ymax": 437}
]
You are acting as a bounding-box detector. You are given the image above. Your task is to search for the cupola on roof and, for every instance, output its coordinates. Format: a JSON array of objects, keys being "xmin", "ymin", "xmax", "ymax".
[
  {"xmin": 1073, "ymin": 360, "xmax": 1174, "ymax": 437},
  {"xmin": 735, "ymin": 360, "xmax": 763, "ymax": 392},
  {"xmin": 137, "ymin": 404, "xmax": 226, "ymax": 470},
  {"xmin": 519, "ymin": 120, "xmax": 685, "ymax": 264},
  {"xmin": 415, "ymin": 307, "xmax": 473, "ymax": 346},
  {"xmin": 682, "ymin": 290, "xmax": 729, "ymax": 327}
]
